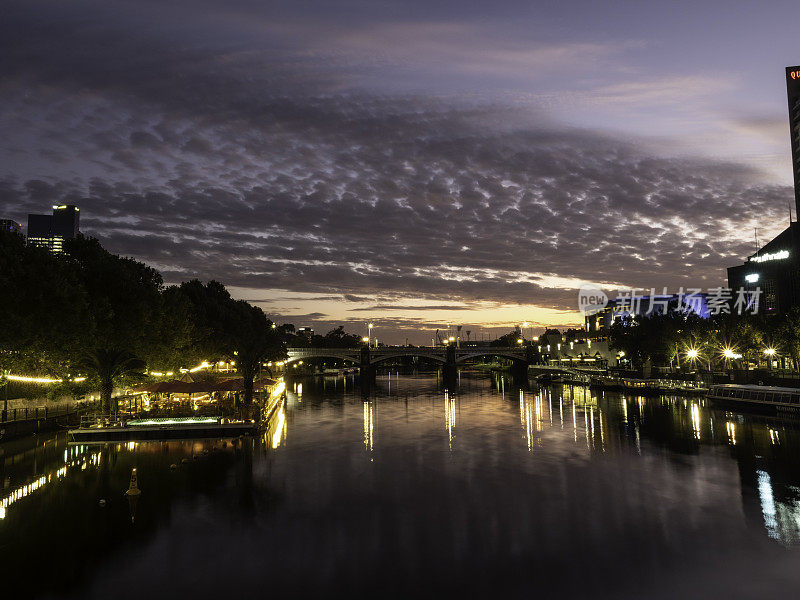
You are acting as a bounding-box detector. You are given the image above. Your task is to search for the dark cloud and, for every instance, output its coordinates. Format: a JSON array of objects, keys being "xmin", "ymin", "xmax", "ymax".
[{"xmin": 0, "ymin": 0, "xmax": 792, "ymax": 343}]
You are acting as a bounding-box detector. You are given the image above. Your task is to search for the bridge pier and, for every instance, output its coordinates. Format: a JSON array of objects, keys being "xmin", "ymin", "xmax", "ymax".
[
  {"xmin": 510, "ymin": 361, "xmax": 530, "ymax": 386},
  {"xmin": 441, "ymin": 345, "xmax": 458, "ymax": 382},
  {"xmin": 360, "ymin": 347, "xmax": 374, "ymax": 379}
]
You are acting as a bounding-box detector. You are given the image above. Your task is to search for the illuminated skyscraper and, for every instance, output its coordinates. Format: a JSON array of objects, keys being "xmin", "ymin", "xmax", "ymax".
[{"xmin": 27, "ymin": 205, "xmax": 80, "ymax": 253}]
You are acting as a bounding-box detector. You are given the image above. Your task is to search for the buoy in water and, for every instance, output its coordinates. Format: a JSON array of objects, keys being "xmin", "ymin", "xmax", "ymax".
[
  {"xmin": 125, "ymin": 468, "xmax": 141, "ymax": 524},
  {"xmin": 125, "ymin": 468, "xmax": 141, "ymax": 497}
]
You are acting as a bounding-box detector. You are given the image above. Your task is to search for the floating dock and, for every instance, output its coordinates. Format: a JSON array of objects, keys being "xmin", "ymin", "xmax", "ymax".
[
  {"xmin": 68, "ymin": 417, "xmax": 257, "ymax": 443},
  {"xmin": 589, "ymin": 376, "xmax": 707, "ymax": 396}
]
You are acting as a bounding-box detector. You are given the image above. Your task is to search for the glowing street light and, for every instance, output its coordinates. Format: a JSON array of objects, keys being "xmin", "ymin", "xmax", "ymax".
[
  {"xmin": 686, "ymin": 349, "xmax": 699, "ymax": 360},
  {"xmin": 764, "ymin": 347, "xmax": 777, "ymax": 369},
  {"xmin": 517, "ymin": 338, "xmax": 524, "ymax": 344}
]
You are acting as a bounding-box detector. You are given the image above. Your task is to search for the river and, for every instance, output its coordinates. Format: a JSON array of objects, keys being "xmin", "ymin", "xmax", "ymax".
[{"xmin": 2, "ymin": 371, "xmax": 800, "ymax": 598}]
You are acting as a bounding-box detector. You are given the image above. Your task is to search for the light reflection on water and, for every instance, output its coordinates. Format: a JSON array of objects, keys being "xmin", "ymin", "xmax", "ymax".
[{"xmin": 4, "ymin": 371, "xmax": 800, "ymax": 598}]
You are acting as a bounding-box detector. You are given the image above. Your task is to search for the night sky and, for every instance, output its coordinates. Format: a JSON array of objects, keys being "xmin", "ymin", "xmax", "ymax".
[{"xmin": 1, "ymin": 0, "xmax": 797, "ymax": 343}]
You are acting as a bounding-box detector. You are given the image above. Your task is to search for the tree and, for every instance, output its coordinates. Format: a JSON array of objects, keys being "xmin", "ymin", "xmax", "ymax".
[
  {"xmin": 777, "ymin": 308, "xmax": 800, "ymax": 371},
  {"xmin": 65, "ymin": 236, "xmax": 163, "ymax": 414},
  {"xmin": 175, "ymin": 279, "xmax": 238, "ymax": 362},
  {"xmin": 77, "ymin": 349, "xmax": 145, "ymax": 414},
  {"xmin": 314, "ymin": 326, "xmax": 362, "ymax": 348},
  {"xmin": 227, "ymin": 301, "xmax": 284, "ymax": 406},
  {"xmin": 490, "ymin": 331, "xmax": 524, "ymax": 347},
  {"xmin": 0, "ymin": 230, "xmax": 88, "ymax": 376},
  {"xmin": 176, "ymin": 280, "xmax": 285, "ymax": 406}
]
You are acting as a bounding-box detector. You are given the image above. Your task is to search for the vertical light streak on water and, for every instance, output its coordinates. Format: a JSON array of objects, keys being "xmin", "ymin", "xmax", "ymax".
[
  {"xmin": 444, "ymin": 391, "xmax": 456, "ymax": 451},
  {"xmin": 363, "ymin": 401, "xmax": 374, "ymax": 452},
  {"xmin": 584, "ymin": 405, "xmax": 590, "ymax": 450},
  {"xmin": 534, "ymin": 394, "xmax": 543, "ymax": 434},
  {"xmin": 519, "ymin": 390, "xmax": 533, "ymax": 451},
  {"xmin": 272, "ymin": 405, "xmax": 286, "ymax": 449},
  {"xmin": 757, "ymin": 469, "xmax": 779, "ymax": 540},
  {"xmin": 572, "ymin": 401, "xmax": 577, "ymax": 443},
  {"xmin": 726, "ymin": 422, "xmax": 737, "ymax": 446},
  {"xmin": 598, "ymin": 408, "xmax": 605, "ymax": 452},
  {"xmin": 691, "ymin": 403, "xmax": 701, "ymax": 440}
]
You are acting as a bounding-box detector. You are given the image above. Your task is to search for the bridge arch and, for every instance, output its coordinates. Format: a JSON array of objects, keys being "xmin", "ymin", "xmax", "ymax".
[
  {"xmin": 455, "ymin": 351, "xmax": 529, "ymax": 364},
  {"xmin": 284, "ymin": 351, "xmax": 360, "ymax": 364},
  {"xmin": 369, "ymin": 352, "xmax": 448, "ymax": 365}
]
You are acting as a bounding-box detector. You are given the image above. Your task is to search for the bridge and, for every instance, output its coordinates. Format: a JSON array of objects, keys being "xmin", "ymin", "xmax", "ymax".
[{"xmin": 285, "ymin": 346, "xmax": 534, "ymax": 373}]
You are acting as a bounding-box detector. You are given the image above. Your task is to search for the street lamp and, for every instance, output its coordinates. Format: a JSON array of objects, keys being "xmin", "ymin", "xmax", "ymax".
[
  {"xmin": 517, "ymin": 338, "xmax": 524, "ymax": 345},
  {"xmin": 686, "ymin": 349, "xmax": 699, "ymax": 360},
  {"xmin": 764, "ymin": 347, "xmax": 777, "ymax": 370},
  {"xmin": 368, "ymin": 323, "xmax": 374, "ymax": 348}
]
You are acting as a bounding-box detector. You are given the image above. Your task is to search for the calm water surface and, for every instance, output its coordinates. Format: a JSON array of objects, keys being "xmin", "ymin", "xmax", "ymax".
[{"xmin": 3, "ymin": 371, "xmax": 800, "ymax": 599}]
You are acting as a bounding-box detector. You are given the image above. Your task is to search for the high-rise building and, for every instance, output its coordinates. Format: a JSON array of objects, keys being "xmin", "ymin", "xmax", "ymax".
[
  {"xmin": 0, "ymin": 219, "xmax": 22, "ymax": 235},
  {"xmin": 787, "ymin": 66, "xmax": 800, "ymax": 218},
  {"xmin": 27, "ymin": 205, "xmax": 80, "ymax": 253},
  {"xmin": 727, "ymin": 68, "xmax": 800, "ymax": 314}
]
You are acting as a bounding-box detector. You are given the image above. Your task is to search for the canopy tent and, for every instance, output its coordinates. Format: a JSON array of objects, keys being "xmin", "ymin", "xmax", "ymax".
[{"xmin": 132, "ymin": 377, "xmax": 278, "ymax": 395}]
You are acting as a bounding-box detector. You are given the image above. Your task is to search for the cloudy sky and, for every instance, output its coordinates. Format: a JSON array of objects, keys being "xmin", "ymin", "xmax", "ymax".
[{"xmin": 1, "ymin": 0, "xmax": 797, "ymax": 343}]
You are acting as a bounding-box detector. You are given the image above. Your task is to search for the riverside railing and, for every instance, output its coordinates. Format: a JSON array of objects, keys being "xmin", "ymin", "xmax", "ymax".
[{"xmin": 1, "ymin": 403, "xmax": 85, "ymax": 423}]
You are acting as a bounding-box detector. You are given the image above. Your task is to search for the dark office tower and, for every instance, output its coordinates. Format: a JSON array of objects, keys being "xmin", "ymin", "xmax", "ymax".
[
  {"xmin": 27, "ymin": 205, "xmax": 80, "ymax": 253},
  {"xmin": 787, "ymin": 66, "xmax": 800, "ymax": 218},
  {"xmin": 727, "ymin": 67, "xmax": 800, "ymax": 314},
  {"xmin": 52, "ymin": 204, "xmax": 80, "ymax": 238}
]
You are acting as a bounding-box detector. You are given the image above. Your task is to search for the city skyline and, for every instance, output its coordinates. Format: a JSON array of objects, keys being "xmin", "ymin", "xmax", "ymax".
[{"xmin": 2, "ymin": 0, "xmax": 799, "ymax": 343}]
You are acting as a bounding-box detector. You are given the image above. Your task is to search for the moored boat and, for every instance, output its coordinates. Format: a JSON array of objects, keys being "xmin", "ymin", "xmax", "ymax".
[{"xmin": 707, "ymin": 384, "xmax": 800, "ymax": 415}]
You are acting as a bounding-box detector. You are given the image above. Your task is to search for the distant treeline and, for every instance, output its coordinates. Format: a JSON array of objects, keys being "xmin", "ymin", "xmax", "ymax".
[{"xmin": 607, "ymin": 309, "xmax": 800, "ymax": 371}]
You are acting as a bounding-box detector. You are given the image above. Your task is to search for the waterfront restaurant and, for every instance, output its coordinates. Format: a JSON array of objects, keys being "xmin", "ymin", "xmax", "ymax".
[
  {"xmin": 122, "ymin": 376, "xmax": 281, "ymax": 414},
  {"xmin": 537, "ymin": 335, "xmax": 622, "ymax": 368}
]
